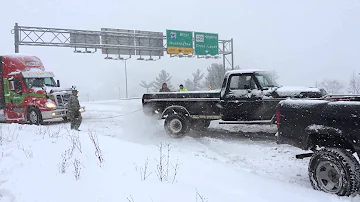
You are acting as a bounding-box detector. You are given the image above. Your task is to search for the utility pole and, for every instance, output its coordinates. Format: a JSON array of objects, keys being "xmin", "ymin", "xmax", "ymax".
[
  {"xmin": 124, "ymin": 59, "xmax": 128, "ymax": 99},
  {"xmin": 118, "ymin": 86, "xmax": 121, "ymax": 99},
  {"xmin": 118, "ymin": 58, "xmax": 129, "ymax": 99}
]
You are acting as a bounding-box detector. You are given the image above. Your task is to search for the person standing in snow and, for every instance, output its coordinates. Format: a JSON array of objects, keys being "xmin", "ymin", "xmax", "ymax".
[
  {"xmin": 69, "ymin": 89, "xmax": 82, "ymax": 131},
  {"xmin": 159, "ymin": 83, "xmax": 170, "ymax": 92}
]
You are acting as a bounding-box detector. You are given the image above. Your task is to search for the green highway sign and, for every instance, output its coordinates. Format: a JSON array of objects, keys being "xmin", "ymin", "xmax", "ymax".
[
  {"xmin": 194, "ymin": 32, "xmax": 219, "ymax": 56},
  {"xmin": 166, "ymin": 30, "xmax": 193, "ymax": 55}
]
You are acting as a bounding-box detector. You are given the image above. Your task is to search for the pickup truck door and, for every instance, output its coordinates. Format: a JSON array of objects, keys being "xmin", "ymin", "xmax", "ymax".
[{"xmin": 220, "ymin": 73, "xmax": 263, "ymax": 121}]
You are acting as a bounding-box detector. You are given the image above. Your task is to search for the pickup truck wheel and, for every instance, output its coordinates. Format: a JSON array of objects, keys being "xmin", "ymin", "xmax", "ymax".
[
  {"xmin": 191, "ymin": 119, "xmax": 211, "ymax": 131},
  {"xmin": 308, "ymin": 148, "xmax": 360, "ymax": 196},
  {"xmin": 164, "ymin": 114, "xmax": 190, "ymax": 138}
]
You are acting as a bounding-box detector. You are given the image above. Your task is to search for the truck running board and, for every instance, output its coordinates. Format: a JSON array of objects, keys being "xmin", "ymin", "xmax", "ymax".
[
  {"xmin": 295, "ymin": 153, "xmax": 314, "ymax": 159},
  {"xmin": 219, "ymin": 120, "xmax": 273, "ymax": 125}
]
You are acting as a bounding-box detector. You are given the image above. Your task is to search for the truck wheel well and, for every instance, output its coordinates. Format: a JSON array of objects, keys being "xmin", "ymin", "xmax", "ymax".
[
  {"xmin": 308, "ymin": 133, "xmax": 355, "ymax": 153},
  {"xmin": 161, "ymin": 106, "xmax": 190, "ymax": 119}
]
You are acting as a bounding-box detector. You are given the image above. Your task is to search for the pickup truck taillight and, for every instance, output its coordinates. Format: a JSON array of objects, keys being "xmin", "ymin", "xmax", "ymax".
[{"xmin": 276, "ymin": 108, "xmax": 281, "ymax": 128}]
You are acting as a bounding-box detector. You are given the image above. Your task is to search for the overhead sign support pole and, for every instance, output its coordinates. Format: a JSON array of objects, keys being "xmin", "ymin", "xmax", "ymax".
[{"xmin": 14, "ymin": 23, "xmax": 20, "ymax": 53}]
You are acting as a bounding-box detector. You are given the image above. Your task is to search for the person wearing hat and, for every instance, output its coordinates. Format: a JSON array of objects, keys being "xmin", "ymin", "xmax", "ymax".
[
  {"xmin": 69, "ymin": 89, "xmax": 82, "ymax": 131},
  {"xmin": 178, "ymin": 84, "xmax": 188, "ymax": 92},
  {"xmin": 159, "ymin": 83, "xmax": 170, "ymax": 92}
]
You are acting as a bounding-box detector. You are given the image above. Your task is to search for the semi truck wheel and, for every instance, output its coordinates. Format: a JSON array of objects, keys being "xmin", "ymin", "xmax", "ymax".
[
  {"xmin": 164, "ymin": 114, "xmax": 190, "ymax": 138},
  {"xmin": 308, "ymin": 148, "xmax": 360, "ymax": 196},
  {"xmin": 191, "ymin": 119, "xmax": 211, "ymax": 131},
  {"xmin": 27, "ymin": 108, "xmax": 43, "ymax": 125}
]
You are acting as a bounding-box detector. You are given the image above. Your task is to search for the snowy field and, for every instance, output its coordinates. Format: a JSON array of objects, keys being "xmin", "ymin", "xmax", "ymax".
[{"xmin": 0, "ymin": 99, "xmax": 359, "ymax": 202}]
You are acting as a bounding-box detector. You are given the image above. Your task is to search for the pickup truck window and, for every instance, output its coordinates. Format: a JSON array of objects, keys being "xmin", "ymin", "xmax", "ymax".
[
  {"xmin": 254, "ymin": 72, "xmax": 278, "ymax": 88},
  {"xmin": 229, "ymin": 75, "xmax": 257, "ymax": 90}
]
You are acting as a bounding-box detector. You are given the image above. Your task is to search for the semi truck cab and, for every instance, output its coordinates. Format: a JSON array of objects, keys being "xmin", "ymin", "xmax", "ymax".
[{"xmin": 0, "ymin": 54, "xmax": 81, "ymax": 124}]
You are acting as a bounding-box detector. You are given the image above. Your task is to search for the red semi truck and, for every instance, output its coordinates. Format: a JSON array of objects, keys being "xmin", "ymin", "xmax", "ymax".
[{"xmin": 0, "ymin": 54, "xmax": 83, "ymax": 124}]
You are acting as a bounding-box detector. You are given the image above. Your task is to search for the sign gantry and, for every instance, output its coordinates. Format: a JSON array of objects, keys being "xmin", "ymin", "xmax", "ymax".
[{"xmin": 13, "ymin": 23, "xmax": 234, "ymax": 69}]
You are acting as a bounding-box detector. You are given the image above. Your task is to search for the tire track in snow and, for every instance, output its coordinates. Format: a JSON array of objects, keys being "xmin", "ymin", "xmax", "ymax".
[{"xmin": 191, "ymin": 135, "xmax": 311, "ymax": 189}]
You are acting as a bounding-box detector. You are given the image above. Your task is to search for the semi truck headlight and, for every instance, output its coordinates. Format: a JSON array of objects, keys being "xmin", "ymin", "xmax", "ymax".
[{"xmin": 45, "ymin": 102, "xmax": 56, "ymax": 108}]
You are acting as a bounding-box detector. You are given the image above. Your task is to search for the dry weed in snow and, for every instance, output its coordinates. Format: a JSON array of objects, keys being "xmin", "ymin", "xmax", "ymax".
[
  {"xmin": 140, "ymin": 158, "xmax": 152, "ymax": 181},
  {"xmin": 5, "ymin": 125, "xmax": 18, "ymax": 143},
  {"xmin": 36, "ymin": 126, "xmax": 50, "ymax": 139},
  {"xmin": 66, "ymin": 132, "xmax": 82, "ymax": 153},
  {"xmin": 154, "ymin": 142, "xmax": 180, "ymax": 183},
  {"xmin": 73, "ymin": 158, "xmax": 82, "ymax": 180},
  {"xmin": 0, "ymin": 127, "xmax": 3, "ymax": 146},
  {"xmin": 58, "ymin": 146, "xmax": 75, "ymax": 174},
  {"xmin": 49, "ymin": 126, "xmax": 62, "ymax": 139},
  {"xmin": 16, "ymin": 143, "xmax": 33, "ymax": 159},
  {"xmin": 127, "ymin": 195, "xmax": 135, "ymax": 202},
  {"xmin": 88, "ymin": 130, "xmax": 103, "ymax": 167},
  {"xmin": 196, "ymin": 189, "xmax": 208, "ymax": 202}
]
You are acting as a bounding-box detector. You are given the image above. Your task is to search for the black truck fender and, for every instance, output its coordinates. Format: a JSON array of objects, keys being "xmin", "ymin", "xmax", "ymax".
[
  {"xmin": 305, "ymin": 125, "xmax": 356, "ymax": 153},
  {"xmin": 161, "ymin": 105, "xmax": 191, "ymax": 119}
]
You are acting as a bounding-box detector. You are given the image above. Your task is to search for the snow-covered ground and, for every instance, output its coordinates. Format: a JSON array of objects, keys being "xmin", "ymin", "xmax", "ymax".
[{"xmin": 0, "ymin": 99, "xmax": 359, "ymax": 202}]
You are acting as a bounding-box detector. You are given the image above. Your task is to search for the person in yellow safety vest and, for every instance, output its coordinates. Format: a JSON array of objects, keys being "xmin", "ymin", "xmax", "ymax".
[{"xmin": 178, "ymin": 84, "xmax": 188, "ymax": 92}]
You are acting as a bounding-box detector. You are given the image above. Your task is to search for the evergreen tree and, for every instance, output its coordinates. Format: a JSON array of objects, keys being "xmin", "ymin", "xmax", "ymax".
[
  {"xmin": 184, "ymin": 79, "xmax": 194, "ymax": 91},
  {"xmin": 192, "ymin": 69, "xmax": 204, "ymax": 90},
  {"xmin": 139, "ymin": 80, "xmax": 154, "ymax": 93},
  {"xmin": 153, "ymin": 70, "xmax": 173, "ymax": 91}
]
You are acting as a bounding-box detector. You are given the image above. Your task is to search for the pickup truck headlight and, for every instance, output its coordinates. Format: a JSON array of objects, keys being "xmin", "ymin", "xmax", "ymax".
[{"xmin": 45, "ymin": 101, "xmax": 56, "ymax": 108}]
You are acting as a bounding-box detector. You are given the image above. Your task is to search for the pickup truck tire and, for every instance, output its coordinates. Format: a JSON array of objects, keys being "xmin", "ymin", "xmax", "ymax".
[
  {"xmin": 164, "ymin": 114, "xmax": 190, "ymax": 138},
  {"xmin": 191, "ymin": 119, "xmax": 211, "ymax": 131},
  {"xmin": 308, "ymin": 148, "xmax": 360, "ymax": 196}
]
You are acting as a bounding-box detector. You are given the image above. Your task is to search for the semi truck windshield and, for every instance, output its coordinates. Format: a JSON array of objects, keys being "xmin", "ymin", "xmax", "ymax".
[{"xmin": 25, "ymin": 77, "xmax": 57, "ymax": 88}]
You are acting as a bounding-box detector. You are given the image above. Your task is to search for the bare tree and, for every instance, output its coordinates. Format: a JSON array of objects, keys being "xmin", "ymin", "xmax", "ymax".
[
  {"xmin": 139, "ymin": 80, "xmax": 154, "ymax": 93},
  {"xmin": 347, "ymin": 71, "xmax": 360, "ymax": 94},
  {"xmin": 318, "ymin": 79, "xmax": 344, "ymax": 94},
  {"xmin": 268, "ymin": 69, "xmax": 279, "ymax": 83}
]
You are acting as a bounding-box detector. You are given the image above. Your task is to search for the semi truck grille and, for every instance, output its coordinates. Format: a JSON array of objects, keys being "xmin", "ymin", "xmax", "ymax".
[{"xmin": 56, "ymin": 94, "xmax": 71, "ymax": 108}]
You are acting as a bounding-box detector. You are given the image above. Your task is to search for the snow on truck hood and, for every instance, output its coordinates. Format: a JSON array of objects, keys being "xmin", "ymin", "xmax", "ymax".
[
  {"xmin": 274, "ymin": 86, "xmax": 321, "ymax": 97},
  {"xmin": 30, "ymin": 87, "xmax": 71, "ymax": 94},
  {"xmin": 45, "ymin": 86, "xmax": 72, "ymax": 93}
]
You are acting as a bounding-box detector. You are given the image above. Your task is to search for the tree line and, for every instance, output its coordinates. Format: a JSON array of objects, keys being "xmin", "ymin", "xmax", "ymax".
[
  {"xmin": 139, "ymin": 63, "xmax": 240, "ymax": 92},
  {"xmin": 140, "ymin": 63, "xmax": 360, "ymax": 95},
  {"xmin": 316, "ymin": 71, "xmax": 360, "ymax": 94}
]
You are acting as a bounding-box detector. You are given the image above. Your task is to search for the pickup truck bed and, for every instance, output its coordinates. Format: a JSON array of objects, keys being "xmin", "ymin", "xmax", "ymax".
[{"xmin": 142, "ymin": 90, "xmax": 221, "ymax": 119}]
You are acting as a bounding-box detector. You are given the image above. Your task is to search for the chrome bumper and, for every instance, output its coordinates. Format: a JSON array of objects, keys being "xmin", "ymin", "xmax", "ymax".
[
  {"xmin": 41, "ymin": 106, "xmax": 85, "ymax": 120},
  {"xmin": 41, "ymin": 109, "xmax": 68, "ymax": 120}
]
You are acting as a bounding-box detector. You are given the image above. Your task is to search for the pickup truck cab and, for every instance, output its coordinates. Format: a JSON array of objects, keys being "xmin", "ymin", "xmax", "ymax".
[
  {"xmin": 276, "ymin": 99, "xmax": 360, "ymax": 196},
  {"xmin": 142, "ymin": 69, "xmax": 325, "ymax": 138}
]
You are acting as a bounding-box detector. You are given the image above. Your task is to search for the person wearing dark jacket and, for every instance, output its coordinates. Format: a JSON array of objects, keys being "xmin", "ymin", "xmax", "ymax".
[
  {"xmin": 159, "ymin": 83, "xmax": 170, "ymax": 92},
  {"xmin": 69, "ymin": 89, "xmax": 82, "ymax": 131}
]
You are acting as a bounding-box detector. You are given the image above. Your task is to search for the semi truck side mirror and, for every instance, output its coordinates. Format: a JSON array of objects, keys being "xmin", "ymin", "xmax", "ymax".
[{"xmin": 57, "ymin": 80, "xmax": 60, "ymax": 87}]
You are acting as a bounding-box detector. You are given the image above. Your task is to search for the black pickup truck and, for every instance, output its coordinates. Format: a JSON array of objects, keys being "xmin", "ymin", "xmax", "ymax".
[
  {"xmin": 275, "ymin": 99, "xmax": 360, "ymax": 196},
  {"xmin": 142, "ymin": 69, "xmax": 326, "ymax": 138}
]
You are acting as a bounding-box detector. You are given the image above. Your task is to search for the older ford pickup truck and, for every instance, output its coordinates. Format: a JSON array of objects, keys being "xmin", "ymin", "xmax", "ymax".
[
  {"xmin": 276, "ymin": 99, "xmax": 360, "ymax": 196},
  {"xmin": 142, "ymin": 69, "xmax": 326, "ymax": 138}
]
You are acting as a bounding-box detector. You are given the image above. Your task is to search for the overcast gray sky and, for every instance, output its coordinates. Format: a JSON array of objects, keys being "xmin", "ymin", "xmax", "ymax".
[{"xmin": 1, "ymin": 0, "xmax": 359, "ymax": 101}]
